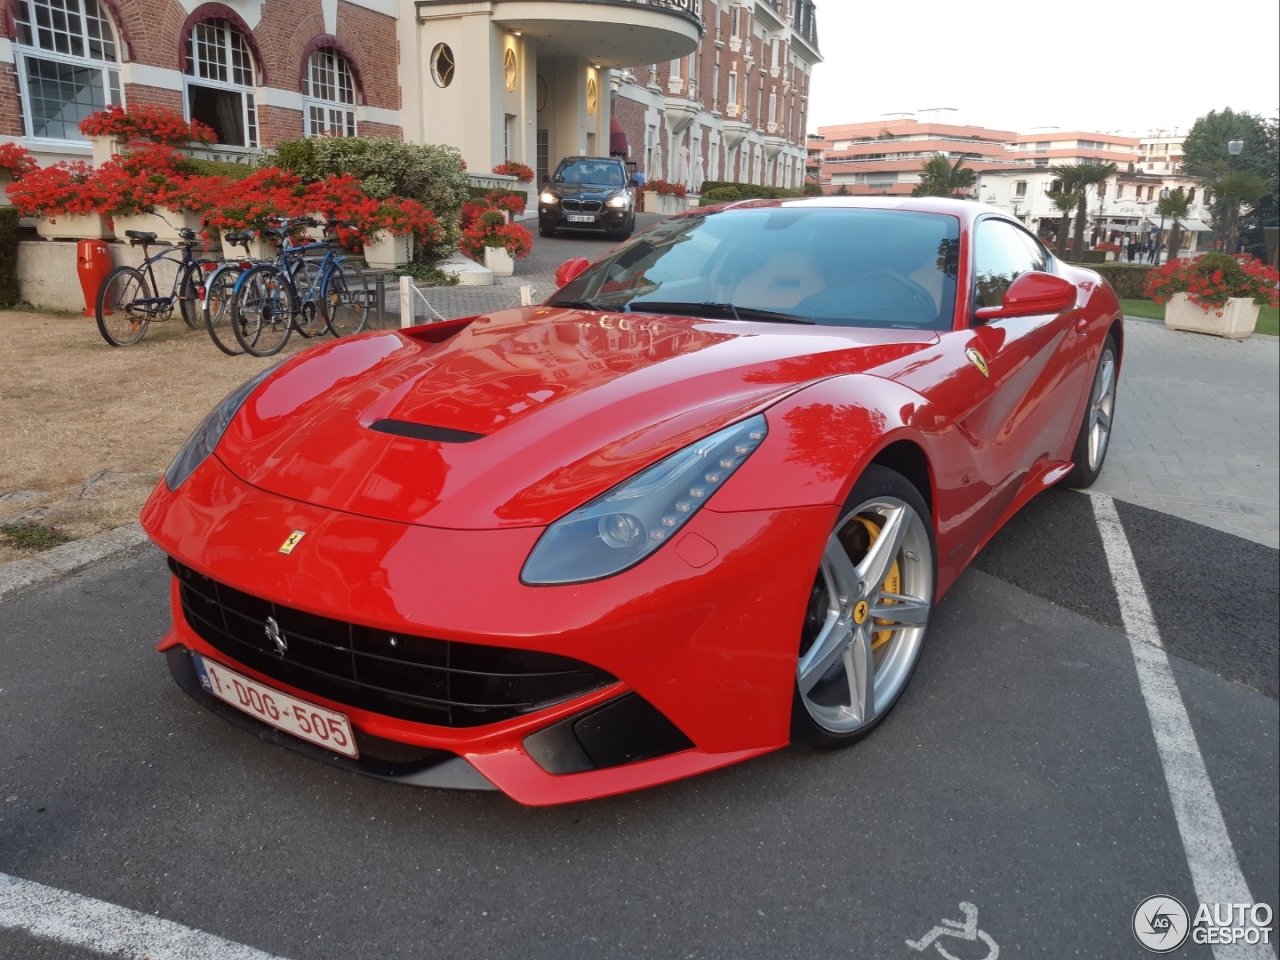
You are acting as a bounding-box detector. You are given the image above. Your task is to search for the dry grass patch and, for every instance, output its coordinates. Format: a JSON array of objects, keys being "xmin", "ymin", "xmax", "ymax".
[{"xmin": 0, "ymin": 308, "xmax": 316, "ymax": 562}]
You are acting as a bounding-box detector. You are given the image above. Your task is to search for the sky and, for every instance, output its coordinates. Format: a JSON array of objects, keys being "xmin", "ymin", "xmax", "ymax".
[{"xmin": 807, "ymin": 0, "xmax": 1280, "ymax": 138}]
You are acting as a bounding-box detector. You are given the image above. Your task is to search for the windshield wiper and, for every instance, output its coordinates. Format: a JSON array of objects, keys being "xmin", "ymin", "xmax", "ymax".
[
  {"xmin": 549, "ymin": 299, "xmax": 607, "ymax": 311},
  {"xmin": 627, "ymin": 301, "xmax": 815, "ymax": 325}
]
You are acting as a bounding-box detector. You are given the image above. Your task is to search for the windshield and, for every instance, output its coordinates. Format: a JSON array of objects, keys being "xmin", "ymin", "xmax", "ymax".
[
  {"xmin": 553, "ymin": 160, "xmax": 626, "ymax": 187},
  {"xmin": 550, "ymin": 205, "xmax": 961, "ymax": 330}
]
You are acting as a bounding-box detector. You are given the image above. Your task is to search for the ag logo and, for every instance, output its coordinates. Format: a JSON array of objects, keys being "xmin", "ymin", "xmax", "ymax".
[{"xmin": 1133, "ymin": 895, "xmax": 1190, "ymax": 953}]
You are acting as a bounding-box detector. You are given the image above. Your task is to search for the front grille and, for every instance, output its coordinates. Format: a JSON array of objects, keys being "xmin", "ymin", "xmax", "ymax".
[
  {"xmin": 170, "ymin": 559, "xmax": 616, "ymax": 728},
  {"xmin": 580, "ymin": 200, "xmax": 603, "ymax": 213},
  {"xmin": 561, "ymin": 199, "xmax": 581, "ymax": 212}
]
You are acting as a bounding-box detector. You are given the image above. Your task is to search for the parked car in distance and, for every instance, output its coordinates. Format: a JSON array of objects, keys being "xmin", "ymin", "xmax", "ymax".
[{"xmin": 538, "ymin": 156, "xmax": 639, "ymax": 240}]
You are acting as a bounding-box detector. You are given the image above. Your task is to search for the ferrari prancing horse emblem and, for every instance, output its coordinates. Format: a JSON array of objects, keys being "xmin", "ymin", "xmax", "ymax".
[
  {"xmin": 966, "ymin": 347, "xmax": 990, "ymax": 378},
  {"xmin": 279, "ymin": 530, "xmax": 306, "ymax": 555}
]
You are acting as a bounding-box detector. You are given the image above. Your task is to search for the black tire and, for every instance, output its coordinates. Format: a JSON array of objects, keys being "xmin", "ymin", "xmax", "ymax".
[
  {"xmin": 322, "ymin": 261, "xmax": 370, "ymax": 337},
  {"xmin": 232, "ymin": 265, "xmax": 295, "ymax": 357},
  {"xmin": 203, "ymin": 264, "xmax": 245, "ymax": 356},
  {"xmin": 177, "ymin": 262, "xmax": 205, "ymax": 329},
  {"xmin": 791, "ymin": 464, "xmax": 937, "ymax": 750},
  {"xmin": 290, "ymin": 257, "xmax": 328, "ymax": 338},
  {"xmin": 95, "ymin": 266, "xmax": 152, "ymax": 347},
  {"xmin": 539, "ymin": 223, "xmax": 556, "ymax": 238},
  {"xmin": 1062, "ymin": 333, "xmax": 1119, "ymax": 488}
]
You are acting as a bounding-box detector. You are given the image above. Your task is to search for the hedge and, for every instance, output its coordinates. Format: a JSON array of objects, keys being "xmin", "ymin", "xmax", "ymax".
[
  {"xmin": 0, "ymin": 207, "xmax": 19, "ymax": 308},
  {"xmin": 1063, "ymin": 261, "xmax": 1155, "ymax": 299},
  {"xmin": 698, "ymin": 181, "xmax": 805, "ymax": 205}
]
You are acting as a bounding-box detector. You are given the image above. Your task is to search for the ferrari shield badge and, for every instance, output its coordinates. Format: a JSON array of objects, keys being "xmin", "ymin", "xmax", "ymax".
[
  {"xmin": 966, "ymin": 348, "xmax": 990, "ymax": 378},
  {"xmin": 279, "ymin": 530, "xmax": 306, "ymax": 555}
]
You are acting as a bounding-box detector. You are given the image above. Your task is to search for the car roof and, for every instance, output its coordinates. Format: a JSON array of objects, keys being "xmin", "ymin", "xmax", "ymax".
[
  {"xmin": 701, "ymin": 195, "xmax": 1003, "ymax": 228},
  {"xmin": 557, "ymin": 156, "xmax": 625, "ymax": 165}
]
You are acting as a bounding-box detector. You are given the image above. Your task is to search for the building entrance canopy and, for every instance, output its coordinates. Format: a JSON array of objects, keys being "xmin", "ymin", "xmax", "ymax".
[{"xmin": 491, "ymin": 0, "xmax": 701, "ymax": 68}]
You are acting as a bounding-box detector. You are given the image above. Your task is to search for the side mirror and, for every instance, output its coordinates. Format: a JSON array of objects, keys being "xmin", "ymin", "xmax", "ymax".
[
  {"xmin": 540, "ymin": 175, "xmax": 551, "ymax": 185},
  {"xmin": 555, "ymin": 257, "xmax": 591, "ymax": 288},
  {"xmin": 974, "ymin": 271, "xmax": 1077, "ymax": 323}
]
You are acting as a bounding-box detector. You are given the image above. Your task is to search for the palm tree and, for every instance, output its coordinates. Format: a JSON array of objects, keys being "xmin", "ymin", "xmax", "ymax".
[
  {"xmin": 1049, "ymin": 190, "xmax": 1081, "ymax": 257},
  {"xmin": 1051, "ymin": 162, "xmax": 1117, "ymax": 255},
  {"xmin": 1209, "ymin": 171, "xmax": 1270, "ymax": 253},
  {"xmin": 1156, "ymin": 187, "xmax": 1192, "ymax": 262},
  {"xmin": 912, "ymin": 155, "xmax": 977, "ymax": 198}
]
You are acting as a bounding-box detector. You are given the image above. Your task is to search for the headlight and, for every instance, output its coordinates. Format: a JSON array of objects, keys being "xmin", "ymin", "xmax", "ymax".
[
  {"xmin": 521, "ymin": 415, "xmax": 768, "ymax": 585},
  {"xmin": 539, "ymin": 191, "xmax": 559, "ymax": 205},
  {"xmin": 164, "ymin": 366, "xmax": 275, "ymax": 490},
  {"xmin": 606, "ymin": 194, "xmax": 629, "ymax": 209}
]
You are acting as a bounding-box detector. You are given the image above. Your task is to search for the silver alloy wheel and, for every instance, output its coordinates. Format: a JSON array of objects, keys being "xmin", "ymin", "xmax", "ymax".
[
  {"xmin": 796, "ymin": 497, "xmax": 934, "ymax": 734},
  {"xmin": 1087, "ymin": 345, "xmax": 1118, "ymax": 472}
]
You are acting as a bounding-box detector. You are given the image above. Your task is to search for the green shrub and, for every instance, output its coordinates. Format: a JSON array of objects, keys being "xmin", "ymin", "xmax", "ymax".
[
  {"xmin": 0, "ymin": 207, "xmax": 20, "ymax": 308},
  {"xmin": 270, "ymin": 137, "xmax": 471, "ymax": 260},
  {"xmin": 1084, "ymin": 263, "xmax": 1155, "ymax": 299},
  {"xmin": 186, "ymin": 158, "xmax": 258, "ymax": 180},
  {"xmin": 698, "ymin": 182, "xmax": 805, "ymax": 205},
  {"xmin": 1065, "ymin": 250, "xmax": 1107, "ymax": 264}
]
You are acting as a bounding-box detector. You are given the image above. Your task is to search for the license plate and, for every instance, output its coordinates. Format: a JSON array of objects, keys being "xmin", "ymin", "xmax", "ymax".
[
  {"xmin": 192, "ymin": 653, "xmax": 359, "ymax": 758},
  {"xmin": 567, "ymin": 215, "xmax": 596, "ymax": 223}
]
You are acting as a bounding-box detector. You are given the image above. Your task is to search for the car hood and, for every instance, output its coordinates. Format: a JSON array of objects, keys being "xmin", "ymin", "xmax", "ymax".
[
  {"xmin": 549, "ymin": 183, "xmax": 622, "ymax": 198},
  {"xmin": 216, "ymin": 308, "xmax": 934, "ymax": 529}
]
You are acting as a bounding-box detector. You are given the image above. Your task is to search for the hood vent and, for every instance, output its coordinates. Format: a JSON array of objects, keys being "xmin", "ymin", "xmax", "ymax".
[{"xmin": 369, "ymin": 419, "xmax": 485, "ymax": 444}]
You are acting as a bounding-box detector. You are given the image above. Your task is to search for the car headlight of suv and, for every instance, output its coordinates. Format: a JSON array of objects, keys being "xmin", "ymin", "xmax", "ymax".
[
  {"xmin": 164, "ymin": 366, "xmax": 275, "ymax": 491},
  {"xmin": 606, "ymin": 194, "xmax": 629, "ymax": 209},
  {"xmin": 522, "ymin": 415, "xmax": 768, "ymax": 585},
  {"xmin": 540, "ymin": 191, "xmax": 559, "ymax": 205}
]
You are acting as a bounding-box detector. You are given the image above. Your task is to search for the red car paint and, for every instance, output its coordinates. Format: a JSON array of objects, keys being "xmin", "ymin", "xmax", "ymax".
[{"xmin": 142, "ymin": 197, "xmax": 1122, "ymax": 805}]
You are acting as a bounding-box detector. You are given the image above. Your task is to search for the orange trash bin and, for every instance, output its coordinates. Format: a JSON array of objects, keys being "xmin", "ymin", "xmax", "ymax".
[{"xmin": 76, "ymin": 238, "xmax": 112, "ymax": 317}]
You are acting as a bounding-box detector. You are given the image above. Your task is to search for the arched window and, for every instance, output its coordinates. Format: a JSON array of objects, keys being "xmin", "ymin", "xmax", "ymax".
[
  {"xmin": 303, "ymin": 48, "xmax": 357, "ymax": 137},
  {"xmin": 13, "ymin": 0, "xmax": 122, "ymax": 142},
  {"xmin": 183, "ymin": 18, "xmax": 258, "ymax": 147}
]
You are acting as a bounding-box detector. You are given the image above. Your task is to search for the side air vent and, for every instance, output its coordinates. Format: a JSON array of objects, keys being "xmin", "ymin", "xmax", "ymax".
[{"xmin": 369, "ymin": 420, "xmax": 485, "ymax": 443}]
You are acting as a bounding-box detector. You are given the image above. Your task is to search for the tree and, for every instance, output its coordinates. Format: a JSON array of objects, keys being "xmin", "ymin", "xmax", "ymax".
[
  {"xmin": 1209, "ymin": 172, "xmax": 1270, "ymax": 253},
  {"xmin": 912, "ymin": 155, "xmax": 976, "ymax": 198},
  {"xmin": 1156, "ymin": 187, "xmax": 1192, "ymax": 261},
  {"xmin": 1181, "ymin": 109, "xmax": 1278, "ymax": 259},
  {"xmin": 1051, "ymin": 162, "xmax": 1117, "ymax": 255},
  {"xmin": 1049, "ymin": 190, "xmax": 1081, "ymax": 257}
]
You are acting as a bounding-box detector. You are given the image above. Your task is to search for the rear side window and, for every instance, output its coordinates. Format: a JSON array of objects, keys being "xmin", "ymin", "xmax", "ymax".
[{"xmin": 973, "ymin": 219, "xmax": 1048, "ymax": 308}]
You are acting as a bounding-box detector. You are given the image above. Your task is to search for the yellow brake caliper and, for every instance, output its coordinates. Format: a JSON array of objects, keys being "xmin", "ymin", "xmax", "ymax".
[{"xmin": 851, "ymin": 516, "xmax": 901, "ymax": 651}]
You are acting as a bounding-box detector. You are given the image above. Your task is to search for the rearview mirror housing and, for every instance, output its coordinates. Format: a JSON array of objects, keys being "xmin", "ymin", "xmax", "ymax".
[
  {"xmin": 974, "ymin": 271, "xmax": 1078, "ymax": 323},
  {"xmin": 555, "ymin": 257, "xmax": 592, "ymax": 288}
]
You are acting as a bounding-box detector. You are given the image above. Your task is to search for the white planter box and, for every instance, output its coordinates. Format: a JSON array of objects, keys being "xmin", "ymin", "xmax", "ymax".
[
  {"xmin": 363, "ymin": 232, "xmax": 411, "ymax": 269},
  {"xmin": 483, "ymin": 245, "xmax": 514, "ymax": 277},
  {"xmin": 0, "ymin": 174, "xmax": 11, "ymax": 206},
  {"xmin": 89, "ymin": 135, "xmax": 125, "ymax": 167},
  {"xmin": 112, "ymin": 207, "xmax": 203, "ymax": 243},
  {"xmin": 1164, "ymin": 292, "xmax": 1260, "ymax": 339},
  {"xmin": 220, "ymin": 233, "xmax": 273, "ymax": 261},
  {"xmin": 35, "ymin": 213, "xmax": 114, "ymax": 240}
]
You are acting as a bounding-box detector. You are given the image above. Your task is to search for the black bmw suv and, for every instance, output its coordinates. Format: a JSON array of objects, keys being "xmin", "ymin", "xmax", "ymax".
[{"xmin": 538, "ymin": 157, "xmax": 641, "ymax": 240}]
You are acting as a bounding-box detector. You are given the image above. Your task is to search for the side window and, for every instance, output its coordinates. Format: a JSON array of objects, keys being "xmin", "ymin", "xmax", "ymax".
[{"xmin": 973, "ymin": 219, "xmax": 1043, "ymax": 309}]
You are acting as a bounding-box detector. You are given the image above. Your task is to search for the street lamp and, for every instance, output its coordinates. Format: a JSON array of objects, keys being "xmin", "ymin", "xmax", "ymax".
[{"xmin": 1227, "ymin": 137, "xmax": 1244, "ymax": 156}]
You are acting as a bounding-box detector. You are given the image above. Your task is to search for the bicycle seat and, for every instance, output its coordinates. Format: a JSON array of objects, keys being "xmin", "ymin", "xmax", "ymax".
[
  {"xmin": 125, "ymin": 230, "xmax": 158, "ymax": 245},
  {"xmin": 224, "ymin": 231, "xmax": 253, "ymax": 245}
]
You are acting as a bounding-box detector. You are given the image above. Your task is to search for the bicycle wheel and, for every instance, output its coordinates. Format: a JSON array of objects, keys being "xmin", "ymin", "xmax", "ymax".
[
  {"xmin": 204, "ymin": 264, "xmax": 245, "ymax": 356},
  {"xmin": 178, "ymin": 261, "xmax": 206, "ymax": 329},
  {"xmin": 232, "ymin": 265, "xmax": 296, "ymax": 357},
  {"xmin": 289, "ymin": 257, "xmax": 328, "ymax": 338},
  {"xmin": 322, "ymin": 261, "xmax": 370, "ymax": 337},
  {"xmin": 95, "ymin": 266, "xmax": 153, "ymax": 347}
]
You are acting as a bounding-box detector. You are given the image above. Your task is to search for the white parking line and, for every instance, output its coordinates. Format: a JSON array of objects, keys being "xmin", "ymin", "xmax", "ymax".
[
  {"xmin": 0, "ymin": 870, "xmax": 291, "ymax": 960},
  {"xmin": 1091, "ymin": 494, "xmax": 1270, "ymax": 960}
]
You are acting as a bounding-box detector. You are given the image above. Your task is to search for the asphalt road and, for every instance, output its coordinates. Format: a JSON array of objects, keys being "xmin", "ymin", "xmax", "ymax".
[{"xmin": 0, "ymin": 490, "xmax": 1276, "ymax": 959}]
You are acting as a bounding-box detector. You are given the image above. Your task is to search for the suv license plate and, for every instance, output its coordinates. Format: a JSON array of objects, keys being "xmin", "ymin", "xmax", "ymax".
[
  {"xmin": 192, "ymin": 653, "xmax": 359, "ymax": 758},
  {"xmin": 568, "ymin": 215, "xmax": 595, "ymax": 223}
]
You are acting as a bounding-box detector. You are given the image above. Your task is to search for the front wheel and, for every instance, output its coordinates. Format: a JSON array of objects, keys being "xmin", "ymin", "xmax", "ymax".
[
  {"xmin": 792, "ymin": 464, "xmax": 936, "ymax": 749},
  {"xmin": 204, "ymin": 264, "xmax": 245, "ymax": 356},
  {"xmin": 232, "ymin": 265, "xmax": 295, "ymax": 357},
  {"xmin": 95, "ymin": 266, "xmax": 152, "ymax": 347},
  {"xmin": 178, "ymin": 262, "xmax": 206, "ymax": 329},
  {"xmin": 322, "ymin": 261, "xmax": 370, "ymax": 337},
  {"xmin": 1062, "ymin": 333, "xmax": 1119, "ymax": 488}
]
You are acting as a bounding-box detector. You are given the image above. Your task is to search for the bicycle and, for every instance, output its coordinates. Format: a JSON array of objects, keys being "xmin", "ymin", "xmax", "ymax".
[
  {"xmin": 230, "ymin": 218, "xmax": 370, "ymax": 357},
  {"xmin": 202, "ymin": 230, "xmax": 265, "ymax": 357},
  {"xmin": 95, "ymin": 226, "xmax": 216, "ymax": 347}
]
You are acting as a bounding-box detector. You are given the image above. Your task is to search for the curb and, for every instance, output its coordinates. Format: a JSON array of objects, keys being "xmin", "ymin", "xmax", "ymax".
[{"xmin": 0, "ymin": 522, "xmax": 149, "ymax": 599}]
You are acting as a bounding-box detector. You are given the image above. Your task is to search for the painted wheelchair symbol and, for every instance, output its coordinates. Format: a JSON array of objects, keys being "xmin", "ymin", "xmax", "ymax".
[{"xmin": 906, "ymin": 902, "xmax": 1000, "ymax": 960}]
